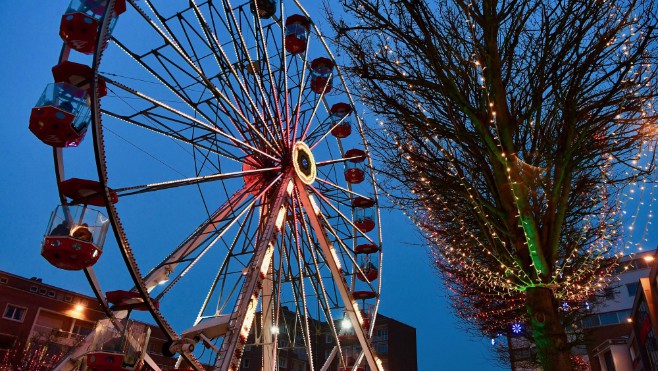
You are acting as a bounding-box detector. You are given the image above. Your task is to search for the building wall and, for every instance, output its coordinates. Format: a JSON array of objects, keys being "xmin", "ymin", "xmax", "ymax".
[
  {"xmin": 239, "ymin": 312, "xmax": 417, "ymax": 371},
  {"xmin": 0, "ymin": 271, "xmax": 106, "ymax": 366},
  {"xmin": 0, "ymin": 270, "xmax": 417, "ymax": 370},
  {"xmin": 0, "ymin": 270, "xmax": 183, "ymax": 370},
  {"xmin": 376, "ymin": 315, "xmax": 417, "ymax": 371},
  {"xmin": 582, "ymin": 252, "xmax": 655, "ymax": 370}
]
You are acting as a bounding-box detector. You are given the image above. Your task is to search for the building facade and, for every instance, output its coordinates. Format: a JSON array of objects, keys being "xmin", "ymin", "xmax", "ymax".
[
  {"xmin": 0, "ymin": 270, "xmax": 107, "ymax": 368},
  {"xmin": 0, "ymin": 270, "xmax": 181, "ymax": 370},
  {"xmin": 584, "ymin": 251, "xmax": 655, "ymax": 371},
  {"xmin": 0, "ymin": 270, "xmax": 416, "ymax": 370},
  {"xmin": 239, "ymin": 311, "xmax": 417, "ymax": 371}
]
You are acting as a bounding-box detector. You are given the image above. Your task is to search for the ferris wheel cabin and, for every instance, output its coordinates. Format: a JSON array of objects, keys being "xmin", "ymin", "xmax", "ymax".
[
  {"xmin": 343, "ymin": 149, "xmax": 367, "ymax": 184},
  {"xmin": 41, "ymin": 205, "xmax": 110, "ymax": 270},
  {"xmin": 29, "ymin": 82, "xmax": 91, "ymax": 147},
  {"xmin": 330, "ymin": 102, "xmax": 353, "ymax": 138},
  {"xmin": 352, "ymin": 196, "xmax": 376, "ymax": 233},
  {"xmin": 52, "ymin": 60, "xmax": 107, "ymax": 98},
  {"xmin": 59, "ymin": 0, "xmax": 127, "ymax": 54},
  {"xmin": 310, "ymin": 57, "xmax": 334, "ymax": 94},
  {"xmin": 356, "ymin": 261, "xmax": 378, "ymax": 282},
  {"xmin": 250, "ymin": 0, "xmax": 276, "ymax": 19},
  {"xmin": 59, "ymin": 178, "xmax": 119, "ymax": 206},
  {"xmin": 285, "ymin": 15, "xmax": 310, "ymax": 54},
  {"xmin": 106, "ymin": 290, "xmax": 156, "ymax": 312},
  {"xmin": 85, "ymin": 319, "xmax": 150, "ymax": 371}
]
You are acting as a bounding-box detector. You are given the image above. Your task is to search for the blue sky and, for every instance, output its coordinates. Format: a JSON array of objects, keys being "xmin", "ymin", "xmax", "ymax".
[{"xmin": 0, "ymin": 2, "xmax": 514, "ymax": 370}]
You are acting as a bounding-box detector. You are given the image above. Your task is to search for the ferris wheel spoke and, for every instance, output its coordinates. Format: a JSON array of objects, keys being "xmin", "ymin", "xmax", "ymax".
[
  {"xmin": 109, "ymin": 36, "xmax": 251, "ymax": 146},
  {"xmin": 286, "ymin": 203, "xmax": 318, "ymax": 368},
  {"xmin": 155, "ymin": 169, "xmax": 285, "ymax": 294},
  {"xmin": 315, "ymin": 177, "xmax": 373, "ymax": 205},
  {"xmin": 293, "ymin": 201, "xmax": 344, "ymax": 336},
  {"xmin": 251, "ymin": 8, "xmax": 288, "ymax": 146},
  {"xmin": 157, "ymin": 190, "xmax": 265, "ymax": 309},
  {"xmin": 188, "ymin": 2, "xmax": 285, "ymax": 153},
  {"xmin": 112, "ymin": 167, "xmax": 280, "ymax": 198},
  {"xmin": 102, "ymin": 107, "xmax": 244, "ymax": 168},
  {"xmin": 310, "ymin": 184, "xmax": 377, "ymax": 246},
  {"xmin": 104, "ymin": 77, "xmax": 280, "ymax": 163},
  {"xmin": 307, "ymin": 115, "xmax": 350, "ymax": 151},
  {"xmin": 139, "ymin": 185, "xmax": 253, "ymax": 292},
  {"xmin": 299, "ymin": 83, "xmax": 332, "ymax": 143},
  {"xmin": 127, "ymin": 0, "xmax": 282, "ymax": 156},
  {"xmin": 304, "ymin": 196, "xmax": 376, "ymax": 291},
  {"xmin": 288, "ymin": 47, "xmax": 313, "ymax": 142}
]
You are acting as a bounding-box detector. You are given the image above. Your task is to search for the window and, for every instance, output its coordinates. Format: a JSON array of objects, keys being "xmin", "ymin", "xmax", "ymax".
[
  {"xmin": 47, "ymin": 291, "xmax": 56, "ymax": 298},
  {"xmin": 627, "ymin": 282, "xmax": 639, "ymax": 297},
  {"xmin": 63, "ymin": 295, "xmax": 73, "ymax": 303},
  {"xmin": 242, "ymin": 358, "xmax": 250, "ymax": 368},
  {"xmin": 3, "ymin": 305, "xmax": 27, "ymax": 322},
  {"xmin": 0, "ymin": 333, "xmax": 16, "ymax": 350},
  {"xmin": 30, "ymin": 286, "xmax": 38, "ymax": 293},
  {"xmin": 375, "ymin": 342, "xmax": 388, "ymax": 354},
  {"xmin": 599, "ymin": 312, "xmax": 620, "ymax": 326},
  {"xmin": 0, "ymin": 277, "xmax": 7, "ymax": 284},
  {"xmin": 325, "ymin": 334, "xmax": 333, "ymax": 344},
  {"xmin": 39, "ymin": 288, "xmax": 47, "ymax": 295},
  {"xmin": 244, "ymin": 345, "xmax": 252, "ymax": 352},
  {"xmin": 278, "ymin": 357, "xmax": 287, "ymax": 369},
  {"xmin": 582, "ymin": 315, "xmax": 600, "ymax": 328},
  {"xmin": 375, "ymin": 328, "xmax": 388, "ymax": 341},
  {"xmin": 604, "ymin": 287, "xmax": 616, "ymax": 299}
]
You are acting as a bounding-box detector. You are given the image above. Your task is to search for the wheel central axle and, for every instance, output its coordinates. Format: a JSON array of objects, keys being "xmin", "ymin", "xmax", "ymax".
[{"xmin": 292, "ymin": 141, "xmax": 316, "ymax": 184}]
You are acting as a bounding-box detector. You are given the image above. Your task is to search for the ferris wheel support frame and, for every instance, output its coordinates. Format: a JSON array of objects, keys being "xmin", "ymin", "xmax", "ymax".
[
  {"xmin": 294, "ymin": 177, "xmax": 382, "ymax": 371},
  {"xmin": 214, "ymin": 175, "xmax": 293, "ymax": 370}
]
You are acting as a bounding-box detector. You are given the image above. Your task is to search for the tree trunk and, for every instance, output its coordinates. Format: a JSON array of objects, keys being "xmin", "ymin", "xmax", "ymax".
[{"xmin": 526, "ymin": 286, "xmax": 573, "ymax": 370}]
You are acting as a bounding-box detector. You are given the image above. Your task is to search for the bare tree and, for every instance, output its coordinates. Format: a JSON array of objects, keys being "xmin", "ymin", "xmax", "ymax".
[{"xmin": 326, "ymin": 0, "xmax": 658, "ymax": 369}]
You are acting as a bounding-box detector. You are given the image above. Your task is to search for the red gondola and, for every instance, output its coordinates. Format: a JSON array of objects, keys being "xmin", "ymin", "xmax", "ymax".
[
  {"xmin": 355, "ymin": 243, "xmax": 380, "ymax": 254},
  {"xmin": 352, "ymin": 196, "xmax": 375, "ymax": 233},
  {"xmin": 52, "ymin": 61, "xmax": 107, "ymax": 97},
  {"xmin": 60, "ymin": 178, "xmax": 118, "ymax": 206},
  {"xmin": 41, "ymin": 205, "xmax": 110, "ymax": 270},
  {"xmin": 86, "ymin": 319, "xmax": 150, "ymax": 371},
  {"xmin": 250, "ymin": 0, "xmax": 276, "ymax": 19},
  {"xmin": 29, "ymin": 83, "xmax": 90, "ymax": 147},
  {"xmin": 285, "ymin": 15, "xmax": 310, "ymax": 54},
  {"xmin": 343, "ymin": 149, "xmax": 366, "ymax": 184},
  {"xmin": 356, "ymin": 261, "xmax": 378, "ymax": 282},
  {"xmin": 60, "ymin": 0, "xmax": 127, "ymax": 54},
  {"xmin": 106, "ymin": 290, "xmax": 156, "ymax": 311},
  {"xmin": 330, "ymin": 103, "xmax": 353, "ymax": 138},
  {"xmin": 310, "ymin": 57, "xmax": 334, "ymax": 94},
  {"xmin": 352, "ymin": 290, "xmax": 377, "ymax": 300}
]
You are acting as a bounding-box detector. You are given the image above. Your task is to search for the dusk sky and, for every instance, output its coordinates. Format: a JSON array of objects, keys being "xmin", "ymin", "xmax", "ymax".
[{"xmin": 4, "ymin": 2, "xmax": 653, "ymax": 371}]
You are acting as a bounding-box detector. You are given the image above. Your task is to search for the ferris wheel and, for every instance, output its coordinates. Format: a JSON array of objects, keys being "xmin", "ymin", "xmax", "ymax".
[{"xmin": 30, "ymin": 0, "xmax": 384, "ymax": 370}]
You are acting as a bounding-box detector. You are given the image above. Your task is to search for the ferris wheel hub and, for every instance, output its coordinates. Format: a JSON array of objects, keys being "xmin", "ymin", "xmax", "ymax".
[{"xmin": 292, "ymin": 141, "xmax": 316, "ymax": 185}]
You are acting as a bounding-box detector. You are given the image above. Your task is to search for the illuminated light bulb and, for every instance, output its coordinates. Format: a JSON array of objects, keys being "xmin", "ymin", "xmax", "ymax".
[{"xmin": 341, "ymin": 318, "xmax": 352, "ymax": 329}]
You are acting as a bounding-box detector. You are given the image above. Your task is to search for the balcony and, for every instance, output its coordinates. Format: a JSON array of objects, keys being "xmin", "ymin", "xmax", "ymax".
[{"xmin": 30, "ymin": 325, "xmax": 86, "ymax": 347}]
